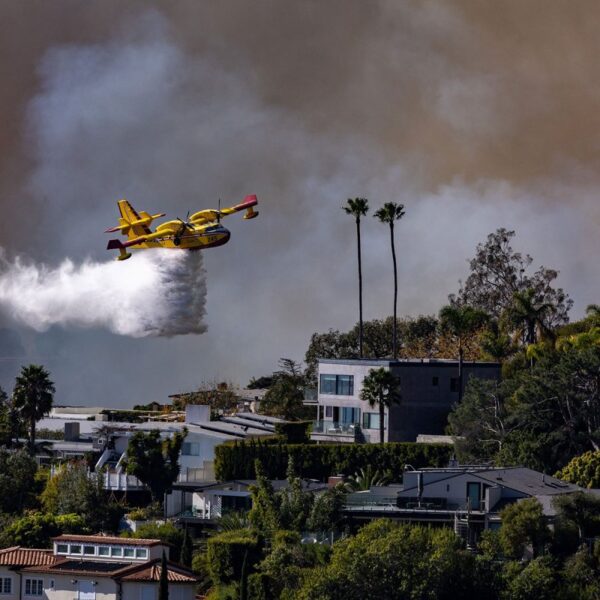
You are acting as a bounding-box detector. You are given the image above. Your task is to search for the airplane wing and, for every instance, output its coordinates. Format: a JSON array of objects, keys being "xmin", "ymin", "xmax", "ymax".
[{"xmin": 190, "ymin": 195, "xmax": 258, "ymax": 224}]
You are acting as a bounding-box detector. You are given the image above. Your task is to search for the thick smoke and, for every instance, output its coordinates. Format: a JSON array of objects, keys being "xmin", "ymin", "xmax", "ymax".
[
  {"xmin": 0, "ymin": 249, "xmax": 206, "ymax": 337},
  {"xmin": 0, "ymin": 3, "xmax": 598, "ymax": 406}
]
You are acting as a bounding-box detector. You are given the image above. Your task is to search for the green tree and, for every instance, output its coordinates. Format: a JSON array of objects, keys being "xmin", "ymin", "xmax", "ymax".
[
  {"xmin": 360, "ymin": 367, "xmax": 401, "ymax": 443},
  {"xmin": 159, "ymin": 549, "xmax": 169, "ymax": 600},
  {"xmin": 0, "ymin": 386, "xmax": 24, "ymax": 447},
  {"xmin": 504, "ymin": 557, "xmax": 558, "ymax": 600},
  {"xmin": 447, "ymin": 378, "xmax": 519, "ymax": 462},
  {"xmin": 180, "ymin": 527, "xmax": 193, "ymax": 567},
  {"xmin": 41, "ymin": 461, "xmax": 122, "ymax": 533},
  {"xmin": 505, "ymin": 288, "xmax": 554, "ymax": 349},
  {"xmin": 552, "ymin": 492, "xmax": 600, "ymax": 541},
  {"xmin": 0, "ymin": 512, "xmax": 88, "ymax": 548},
  {"xmin": 343, "ymin": 197, "xmax": 369, "ymax": 358},
  {"xmin": 374, "ymin": 202, "xmax": 406, "ymax": 359},
  {"xmin": 125, "ymin": 429, "xmax": 187, "ymax": 505},
  {"xmin": 306, "ymin": 485, "xmax": 346, "ymax": 533},
  {"xmin": 260, "ymin": 359, "xmax": 309, "ymax": 420},
  {"xmin": 248, "ymin": 460, "xmax": 281, "ymax": 534},
  {"xmin": 439, "ymin": 305, "xmax": 489, "ymax": 401},
  {"xmin": 278, "ymin": 456, "xmax": 313, "ymax": 532},
  {"xmin": 556, "ymin": 450, "xmax": 600, "ymax": 488},
  {"xmin": 0, "ymin": 448, "xmax": 38, "ymax": 513},
  {"xmin": 453, "ymin": 228, "xmax": 572, "ymax": 326},
  {"xmin": 297, "ymin": 520, "xmax": 485, "ymax": 600},
  {"xmin": 500, "ymin": 498, "xmax": 550, "ymax": 559},
  {"xmin": 12, "ymin": 364, "xmax": 55, "ymax": 454}
]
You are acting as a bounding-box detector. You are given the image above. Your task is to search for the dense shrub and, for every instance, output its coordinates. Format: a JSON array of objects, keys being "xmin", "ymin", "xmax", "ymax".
[
  {"xmin": 215, "ymin": 439, "xmax": 452, "ymax": 481},
  {"xmin": 274, "ymin": 421, "xmax": 311, "ymax": 444},
  {"xmin": 555, "ymin": 450, "xmax": 600, "ymax": 488},
  {"xmin": 206, "ymin": 529, "xmax": 262, "ymax": 585}
]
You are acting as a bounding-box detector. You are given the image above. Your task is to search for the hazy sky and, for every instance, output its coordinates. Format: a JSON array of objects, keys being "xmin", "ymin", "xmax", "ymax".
[{"xmin": 0, "ymin": 1, "xmax": 598, "ymax": 406}]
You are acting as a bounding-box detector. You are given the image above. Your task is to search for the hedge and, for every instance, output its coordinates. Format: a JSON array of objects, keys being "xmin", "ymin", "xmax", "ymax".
[
  {"xmin": 206, "ymin": 529, "xmax": 263, "ymax": 585},
  {"xmin": 214, "ymin": 439, "xmax": 453, "ymax": 481}
]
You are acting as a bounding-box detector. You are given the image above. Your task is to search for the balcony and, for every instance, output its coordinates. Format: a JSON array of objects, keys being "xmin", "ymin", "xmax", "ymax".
[{"xmin": 310, "ymin": 421, "xmax": 368, "ymax": 443}]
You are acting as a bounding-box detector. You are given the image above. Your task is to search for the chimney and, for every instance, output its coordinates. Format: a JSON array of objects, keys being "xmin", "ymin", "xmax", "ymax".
[{"xmin": 328, "ymin": 475, "xmax": 345, "ymax": 488}]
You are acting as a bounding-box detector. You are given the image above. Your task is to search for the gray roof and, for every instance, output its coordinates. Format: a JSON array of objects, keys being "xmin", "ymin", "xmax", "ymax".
[{"xmin": 475, "ymin": 467, "xmax": 582, "ymax": 496}]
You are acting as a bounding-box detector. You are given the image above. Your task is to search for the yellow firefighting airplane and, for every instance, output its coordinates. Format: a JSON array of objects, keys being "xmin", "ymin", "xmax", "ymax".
[{"xmin": 106, "ymin": 195, "xmax": 258, "ymax": 260}]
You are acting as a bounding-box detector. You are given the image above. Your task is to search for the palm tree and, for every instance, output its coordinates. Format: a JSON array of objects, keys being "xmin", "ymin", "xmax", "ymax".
[
  {"xmin": 12, "ymin": 365, "xmax": 55, "ymax": 455},
  {"xmin": 439, "ymin": 305, "xmax": 489, "ymax": 401},
  {"xmin": 505, "ymin": 288, "xmax": 553, "ymax": 347},
  {"xmin": 344, "ymin": 465, "xmax": 390, "ymax": 491},
  {"xmin": 360, "ymin": 367, "xmax": 401, "ymax": 443},
  {"xmin": 374, "ymin": 202, "xmax": 406, "ymax": 359},
  {"xmin": 343, "ymin": 198, "xmax": 369, "ymax": 358}
]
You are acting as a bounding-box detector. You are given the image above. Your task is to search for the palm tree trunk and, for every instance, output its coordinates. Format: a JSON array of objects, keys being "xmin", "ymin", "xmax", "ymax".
[
  {"xmin": 356, "ymin": 217, "xmax": 364, "ymax": 358},
  {"xmin": 390, "ymin": 222, "xmax": 398, "ymax": 359},
  {"xmin": 458, "ymin": 343, "xmax": 464, "ymax": 402},
  {"xmin": 29, "ymin": 413, "xmax": 36, "ymax": 455},
  {"xmin": 379, "ymin": 401, "xmax": 385, "ymax": 444}
]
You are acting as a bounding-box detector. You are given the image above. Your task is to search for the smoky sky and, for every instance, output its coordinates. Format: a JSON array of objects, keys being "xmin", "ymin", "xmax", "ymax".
[{"xmin": 0, "ymin": 1, "xmax": 598, "ymax": 406}]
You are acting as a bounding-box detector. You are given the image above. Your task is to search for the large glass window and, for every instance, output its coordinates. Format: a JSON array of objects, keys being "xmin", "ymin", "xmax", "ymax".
[
  {"xmin": 135, "ymin": 548, "xmax": 148, "ymax": 559},
  {"xmin": 24, "ymin": 579, "xmax": 43, "ymax": 596},
  {"xmin": 83, "ymin": 545, "xmax": 96, "ymax": 555},
  {"xmin": 124, "ymin": 548, "xmax": 135, "ymax": 558},
  {"xmin": 111, "ymin": 546, "xmax": 123, "ymax": 557},
  {"xmin": 56, "ymin": 544, "xmax": 68, "ymax": 554},
  {"xmin": 319, "ymin": 374, "xmax": 354, "ymax": 396},
  {"xmin": 98, "ymin": 546, "xmax": 110, "ymax": 556},
  {"xmin": 362, "ymin": 413, "xmax": 386, "ymax": 430},
  {"xmin": 70, "ymin": 545, "xmax": 82, "ymax": 555},
  {"xmin": 341, "ymin": 407, "xmax": 360, "ymax": 424}
]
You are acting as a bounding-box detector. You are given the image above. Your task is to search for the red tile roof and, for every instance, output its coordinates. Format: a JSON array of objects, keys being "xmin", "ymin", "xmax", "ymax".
[
  {"xmin": 0, "ymin": 547, "xmax": 56, "ymax": 567},
  {"xmin": 119, "ymin": 561, "xmax": 197, "ymax": 583},
  {"xmin": 23, "ymin": 557, "xmax": 197, "ymax": 583},
  {"xmin": 52, "ymin": 534, "xmax": 166, "ymax": 547}
]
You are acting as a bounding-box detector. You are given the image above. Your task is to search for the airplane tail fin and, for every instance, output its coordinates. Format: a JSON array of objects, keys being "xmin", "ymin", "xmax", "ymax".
[
  {"xmin": 105, "ymin": 199, "xmax": 165, "ymax": 240},
  {"xmin": 240, "ymin": 194, "xmax": 259, "ymax": 220}
]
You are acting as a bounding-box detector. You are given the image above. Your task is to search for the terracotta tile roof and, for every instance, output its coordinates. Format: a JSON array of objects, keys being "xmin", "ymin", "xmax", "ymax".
[
  {"xmin": 23, "ymin": 558, "xmax": 134, "ymax": 577},
  {"xmin": 52, "ymin": 534, "xmax": 166, "ymax": 547},
  {"xmin": 0, "ymin": 547, "xmax": 56, "ymax": 567},
  {"xmin": 22, "ymin": 557, "xmax": 196, "ymax": 583},
  {"xmin": 119, "ymin": 560, "xmax": 198, "ymax": 583}
]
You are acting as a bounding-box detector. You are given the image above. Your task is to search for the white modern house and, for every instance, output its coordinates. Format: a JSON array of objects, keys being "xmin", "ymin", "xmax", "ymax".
[
  {"xmin": 0, "ymin": 535, "xmax": 196, "ymax": 600},
  {"xmin": 311, "ymin": 358, "xmax": 501, "ymax": 443}
]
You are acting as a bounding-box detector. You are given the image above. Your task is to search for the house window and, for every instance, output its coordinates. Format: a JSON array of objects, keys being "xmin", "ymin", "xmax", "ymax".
[
  {"xmin": 181, "ymin": 442, "xmax": 200, "ymax": 456},
  {"xmin": 56, "ymin": 544, "xmax": 68, "ymax": 554},
  {"xmin": 362, "ymin": 413, "xmax": 386, "ymax": 430},
  {"xmin": 83, "ymin": 545, "xmax": 96, "ymax": 555},
  {"xmin": 1, "ymin": 577, "xmax": 12, "ymax": 594},
  {"xmin": 341, "ymin": 407, "xmax": 360, "ymax": 424},
  {"xmin": 98, "ymin": 546, "xmax": 110, "ymax": 556},
  {"xmin": 70, "ymin": 545, "xmax": 82, "ymax": 554},
  {"xmin": 432, "ymin": 376, "xmax": 439, "ymax": 387},
  {"xmin": 135, "ymin": 548, "xmax": 148, "ymax": 559},
  {"xmin": 124, "ymin": 547, "xmax": 135, "ymax": 558},
  {"xmin": 325, "ymin": 406, "xmax": 333, "ymax": 418},
  {"xmin": 24, "ymin": 579, "xmax": 43, "ymax": 596},
  {"xmin": 319, "ymin": 374, "xmax": 354, "ymax": 396},
  {"xmin": 111, "ymin": 546, "xmax": 123, "ymax": 557},
  {"xmin": 450, "ymin": 378, "xmax": 460, "ymax": 393}
]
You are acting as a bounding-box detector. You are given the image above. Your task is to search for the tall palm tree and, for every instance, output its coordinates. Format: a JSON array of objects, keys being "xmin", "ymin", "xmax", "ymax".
[
  {"xmin": 12, "ymin": 365, "xmax": 55, "ymax": 455},
  {"xmin": 343, "ymin": 198, "xmax": 369, "ymax": 358},
  {"xmin": 439, "ymin": 305, "xmax": 489, "ymax": 401},
  {"xmin": 360, "ymin": 367, "xmax": 401, "ymax": 443},
  {"xmin": 374, "ymin": 202, "xmax": 406, "ymax": 359},
  {"xmin": 505, "ymin": 288, "xmax": 553, "ymax": 347}
]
